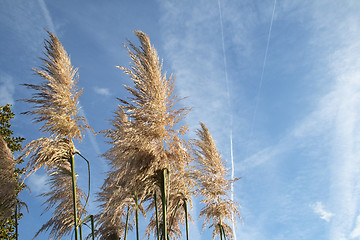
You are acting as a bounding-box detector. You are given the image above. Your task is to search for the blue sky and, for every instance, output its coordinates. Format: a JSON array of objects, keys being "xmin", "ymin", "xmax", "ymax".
[{"xmin": 1, "ymin": 0, "xmax": 360, "ymax": 239}]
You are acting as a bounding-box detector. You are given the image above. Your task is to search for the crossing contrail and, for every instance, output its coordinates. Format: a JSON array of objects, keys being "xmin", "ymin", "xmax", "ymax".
[
  {"xmin": 217, "ymin": 0, "xmax": 237, "ymax": 239},
  {"xmin": 218, "ymin": 0, "xmax": 277, "ymax": 238},
  {"xmin": 38, "ymin": 0, "xmax": 56, "ymax": 34},
  {"xmin": 250, "ymin": 0, "xmax": 277, "ymax": 139}
]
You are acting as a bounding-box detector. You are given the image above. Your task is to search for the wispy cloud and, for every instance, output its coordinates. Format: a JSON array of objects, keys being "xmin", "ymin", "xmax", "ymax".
[
  {"xmin": 159, "ymin": 0, "xmax": 282, "ymax": 238},
  {"xmin": 158, "ymin": 1, "xmax": 360, "ymax": 239},
  {"xmin": 350, "ymin": 215, "xmax": 360, "ymax": 239},
  {"xmin": 93, "ymin": 86, "xmax": 111, "ymax": 97},
  {"xmin": 305, "ymin": 3, "xmax": 360, "ymax": 240},
  {"xmin": 251, "ymin": 2, "xmax": 360, "ymax": 239},
  {"xmin": 27, "ymin": 172, "xmax": 49, "ymax": 195},
  {"xmin": 158, "ymin": 0, "xmax": 258, "ymax": 149},
  {"xmin": 311, "ymin": 202, "xmax": 334, "ymax": 222},
  {"xmin": 0, "ymin": 73, "xmax": 15, "ymax": 106},
  {"xmin": 159, "ymin": 0, "xmax": 246, "ymax": 236}
]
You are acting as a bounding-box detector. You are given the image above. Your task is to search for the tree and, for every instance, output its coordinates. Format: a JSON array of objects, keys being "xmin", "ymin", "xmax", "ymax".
[
  {"xmin": 0, "ymin": 104, "xmax": 26, "ymax": 239},
  {"xmin": 193, "ymin": 123, "xmax": 241, "ymax": 240}
]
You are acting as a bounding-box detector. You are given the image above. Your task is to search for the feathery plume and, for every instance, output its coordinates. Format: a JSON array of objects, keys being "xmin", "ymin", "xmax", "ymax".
[
  {"xmin": 33, "ymin": 164, "xmax": 86, "ymax": 239},
  {"xmin": 97, "ymin": 31, "xmax": 193, "ymax": 239},
  {"xmin": 22, "ymin": 31, "xmax": 90, "ymax": 141},
  {"xmin": 194, "ymin": 123, "xmax": 241, "ymax": 240},
  {"xmin": 21, "ymin": 31, "xmax": 90, "ymax": 239},
  {"xmin": 21, "ymin": 30, "xmax": 91, "ymax": 175},
  {"xmin": 0, "ymin": 136, "xmax": 17, "ymax": 223}
]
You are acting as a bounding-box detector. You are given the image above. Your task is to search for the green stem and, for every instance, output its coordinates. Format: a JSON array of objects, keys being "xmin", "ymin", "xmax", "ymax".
[
  {"xmin": 70, "ymin": 154, "xmax": 79, "ymax": 240},
  {"xmin": 135, "ymin": 191, "xmax": 139, "ymax": 240},
  {"xmin": 124, "ymin": 206, "xmax": 130, "ymax": 240},
  {"xmin": 219, "ymin": 223, "xmax": 223, "ymax": 240},
  {"xmin": 221, "ymin": 225, "xmax": 227, "ymax": 240},
  {"xmin": 90, "ymin": 215, "xmax": 95, "ymax": 240},
  {"xmin": 75, "ymin": 152, "xmax": 91, "ymax": 211},
  {"xmin": 79, "ymin": 224, "xmax": 83, "ymax": 240},
  {"xmin": 74, "ymin": 152, "xmax": 92, "ymax": 240},
  {"xmin": 154, "ymin": 192, "xmax": 160, "ymax": 240},
  {"xmin": 169, "ymin": 198, "xmax": 181, "ymax": 230},
  {"xmin": 15, "ymin": 203, "xmax": 18, "ymax": 240},
  {"xmin": 184, "ymin": 199, "xmax": 189, "ymax": 240},
  {"xmin": 161, "ymin": 169, "xmax": 168, "ymax": 240},
  {"xmin": 78, "ymin": 215, "xmax": 95, "ymax": 240}
]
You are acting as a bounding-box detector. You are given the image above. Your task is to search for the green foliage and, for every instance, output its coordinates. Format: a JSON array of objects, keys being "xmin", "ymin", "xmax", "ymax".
[
  {"xmin": 0, "ymin": 105, "xmax": 25, "ymax": 153},
  {"xmin": 0, "ymin": 212, "xmax": 23, "ymax": 239},
  {"xmin": 0, "ymin": 104, "xmax": 26, "ymax": 239}
]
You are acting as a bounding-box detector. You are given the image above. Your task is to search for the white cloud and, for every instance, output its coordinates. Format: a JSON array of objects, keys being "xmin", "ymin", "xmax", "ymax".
[
  {"xmin": 93, "ymin": 86, "xmax": 111, "ymax": 96},
  {"xmin": 238, "ymin": 140, "xmax": 287, "ymax": 172},
  {"xmin": 311, "ymin": 202, "xmax": 334, "ymax": 222},
  {"xmin": 232, "ymin": 2, "xmax": 360, "ymax": 239},
  {"xmin": 0, "ymin": 73, "xmax": 15, "ymax": 106},
  {"xmin": 350, "ymin": 215, "xmax": 360, "ymax": 239},
  {"xmin": 159, "ymin": 0, "xmax": 249, "ymax": 236},
  {"xmin": 298, "ymin": 2, "xmax": 360, "ymax": 239},
  {"xmin": 158, "ymin": 1, "xmax": 360, "ymax": 239},
  {"xmin": 27, "ymin": 172, "xmax": 49, "ymax": 195},
  {"xmin": 158, "ymin": 0, "xmax": 256, "ymax": 148}
]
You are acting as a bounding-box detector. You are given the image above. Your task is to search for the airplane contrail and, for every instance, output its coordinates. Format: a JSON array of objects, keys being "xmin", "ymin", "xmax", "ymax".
[
  {"xmin": 218, "ymin": 0, "xmax": 277, "ymax": 238},
  {"xmin": 37, "ymin": 0, "xmax": 56, "ymax": 34},
  {"xmin": 250, "ymin": 0, "xmax": 277, "ymax": 140},
  {"xmin": 217, "ymin": 0, "xmax": 237, "ymax": 239}
]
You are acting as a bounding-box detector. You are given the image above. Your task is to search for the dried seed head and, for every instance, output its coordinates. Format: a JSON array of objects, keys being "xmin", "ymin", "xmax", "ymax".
[
  {"xmin": 21, "ymin": 31, "xmax": 91, "ymax": 141},
  {"xmin": 194, "ymin": 123, "xmax": 241, "ymax": 240},
  {"xmin": 0, "ymin": 136, "xmax": 17, "ymax": 223},
  {"xmin": 98, "ymin": 31, "xmax": 193, "ymax": 238},
  {"xmin": 20, "ymin": 31, "xmax": 89, "ymax": 239},
  {"xmin": 34, "ymin": 165, "xmax": 87, "ymax": 239}
]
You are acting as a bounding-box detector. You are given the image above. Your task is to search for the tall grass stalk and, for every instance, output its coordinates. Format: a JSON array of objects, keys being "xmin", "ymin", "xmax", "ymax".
[
  {"xmin": 78, "ymin": 214, "xmax": 95, "ymax": 240},
  {"xmin": 15, "ymin": 204, "xmax": 18, "ymax": 240},
  {"xmin": 135, "ymin": 192, "xmax": 140, "ymax": 240},
  {"xmin": 194, "ymin": 123, "xmax": 241, "ymax": 240},
  {"xmin": 21, "ymin": 31, "xmax": 91, "ymax": 239},
  {"xmin": 90, "ymin": 215, "xmax": 95, "ymax": 240},
  {"xmin": 124, "ymin": 206, "xmax": 130, "ymax": 240},
  {"xmin": 169, "ymin": 198, "xmax": 181, "ymax": 232},
  {"xmin": 70, "ymin": 154, "xmax": 79, "ymax": 240},
  {"xmin": 222, "ymin": 225, "xmax": 227, "ymax": 240},
  {"xmin": 74, "ymin": 152, "xmax": 94, "ymax": 240},
  {"xmin": 98, "ymin": 31, "xmax": 191, "ymax": 239},
  {"xmin": 161, "ymin": 169, "xmax": 169, "ymax": 240},
  {"xmin": 220, "ymin": 223, "xmax": 227, "ymax": 240},
  {"xmin": 184, "ymin": 199, "xmax": 189, "ymax": 240},
  {"xmin": 79, "ymin": 225, "xmax": 83, "ymax": 240},
  {"xmin": 154, "ymin": 193, "xmax": 160, "ymax": 240}
]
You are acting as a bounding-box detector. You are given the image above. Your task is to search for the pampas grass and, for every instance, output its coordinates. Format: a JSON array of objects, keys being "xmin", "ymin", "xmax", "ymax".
[
  {"xmin": 22, "ymin": 31, "xmax": 90, "ymax": 141},
  {"xmin": 194, "ymin": 123, "xmax": 241, "ymax": 240},
  {"xmin": 15, "ymin": 29, "xmax": 244, "ymax": 239},
  {"xmin": 0, "ymin": 136, "xmax": 17, "ymax": 224},
  {"xmin": 21, "ymin": 30, "xmax": 91, "ymax": 175},
  {"xmin": 97, "ymin": 31, "xmax": 193, "ymax": 240},
  {"xmin": 33, "ymin": 164, "xmax": 86, "ymax": 239},
  {"xmin": 21, "ymin": 31, "xmax": 91, "ymax": 239}
]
